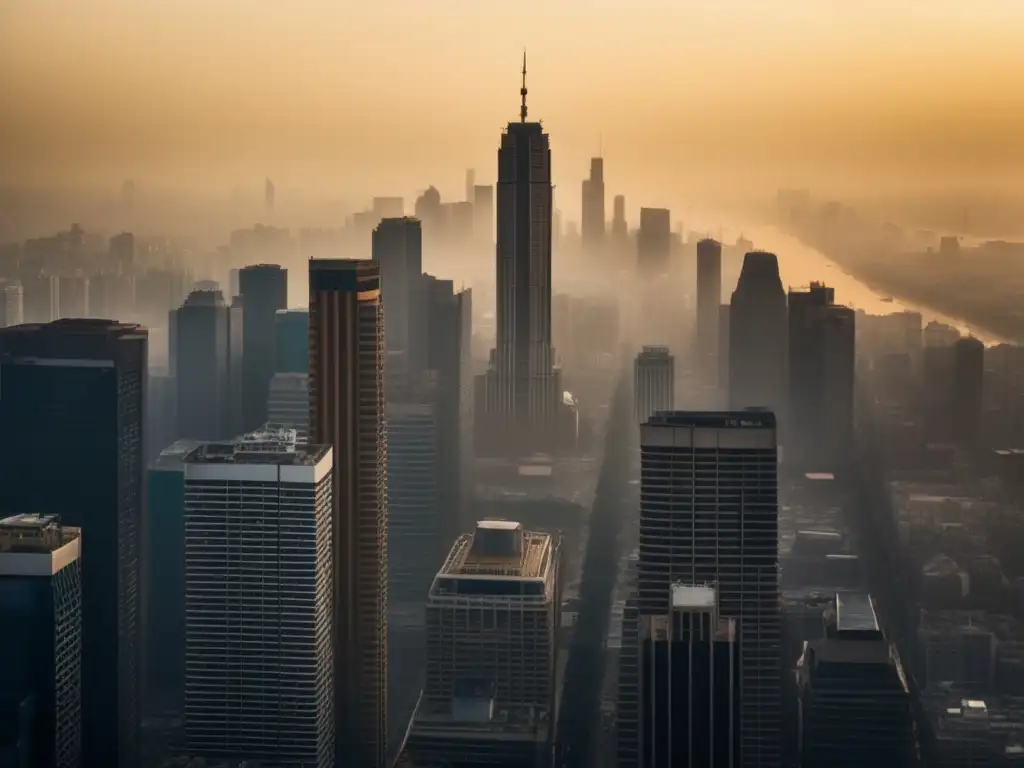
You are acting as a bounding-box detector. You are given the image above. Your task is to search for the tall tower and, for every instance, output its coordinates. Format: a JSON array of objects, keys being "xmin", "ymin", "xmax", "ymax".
[
  {"xmin": 634, "ymin": 346, "xmax": 675, "ymax": 424},
  {"xmin": 696, "ymin": 239, "xmax": 723, "ymax": 386},
  {"xmin": 0, "ymin": 319, "xmax": 147, "ymax": 768},
  {"xmin": 372, "ymin": 217, "xmax": 425, "ymax": 378},
  {"xmin": 581, "ymin": 157, "xmax": 606, "ymax": 253},
  {"xmin": 308, "ymin": 259, "xmax": 388, "ymax": 768},
  {"xmin": 479, "ymin": 54, "xmax": 560, "ymax": 456},
  {"xmin": 239, "ymin": 264, "xmax": 288, "ymax": 430}
]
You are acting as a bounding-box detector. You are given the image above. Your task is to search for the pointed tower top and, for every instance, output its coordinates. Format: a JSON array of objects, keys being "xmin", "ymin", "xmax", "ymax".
[{"xmin": 520, "ymin": 50, "xmax": 528, "ymax": 122}]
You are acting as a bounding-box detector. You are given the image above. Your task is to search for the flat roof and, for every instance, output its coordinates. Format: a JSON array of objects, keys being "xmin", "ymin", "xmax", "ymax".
[
  {"xmin": 836, "ymin": 592, "xmax": 880, "ymax": 634},
  {"xmin": 645, "ymin": 409, "xmax": 776, "ymax": 429},
  {"xmin": 184, "ymin": 427, "xmax": 329, "ymax": 466},
  {"xmin": 671, "ymin": 584, "xmax": 716, "ymax": 609},
  {"xmin": 438, "ymin": 528, "xmax": 553, "ymax": 581}
]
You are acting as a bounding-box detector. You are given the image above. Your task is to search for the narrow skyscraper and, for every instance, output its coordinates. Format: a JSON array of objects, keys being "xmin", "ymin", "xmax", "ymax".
[
  {"xmin": 309, "ymin": 259, "xmax": 388, "ymax": 768},
  {"xmin": 581, "ymin": 157, "xmax": 606, "ymax": 253},
  {"xmin": 183, "ymin": 428, "xmax": 335, "ymax": 767},
  {"xmin": 239, "ymin": 263, "xmax": 288, "ymax": 430},
  {"xmin": 476, "ymin": 56, "xmax": 560, "ymax": 457},
  {"xmin": 0, "ymin": 515, "xmax": 82, "ymax": 768},
  {"xmin": 696, "ymin": 239, "xmax": 723, "ymax": 386},
  {"xmin": 0, "ymin": 319, "xmax": 147, "ymax": 768},
  {"xmin": 372, "ymin": 217, "xmax": 425, "ymax": 377},
  {"xmin": 634, "ymin": 346, "xmax": 675, "ymax": 424}
]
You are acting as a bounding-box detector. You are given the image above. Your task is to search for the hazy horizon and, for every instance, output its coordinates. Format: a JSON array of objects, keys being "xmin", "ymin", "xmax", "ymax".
[{"xmin": 4, "ymin": 0, "xmax": 1024, "ymax": 221}]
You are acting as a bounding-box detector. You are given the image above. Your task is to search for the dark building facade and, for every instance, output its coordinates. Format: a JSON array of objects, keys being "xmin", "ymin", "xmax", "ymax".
[
  {"xmin": 729, "ymin": 253, "xmax": 788, "ymax": 427},
  {"xmin": 372, "ymin": 217, "xmax": 425, "ymax": 378},
  {"xmin": 581, "ymin": 157, "xmax": 605, "ymax": 254},
  {"xmin": 952, "ymin": 336, "xmax": 984, "ymax": 446},
  {"xmin": 787, "ymin": 283, "xmax": 855, "ymax": 470},
  {"xmin": 0, "ymin": 319, "xmax": 147, "ymax": 768},
  {"xmin": 637, "ymin": 208, "xmax": 671, "ymax": 277},
  {"xmin": 239, "ymin": 264, "xmax": 287, "ymax": 430},
  {"xmin": 476, "ymin": 59, "xmax": 560, "ymax": 457},
  {"xmin": 634, "ymin": 346, "xmax": 675, "ymax": 425},
  {"xmin": 0, "ymin": 515, "xmax": 82, "ymax": 768},
  {"xmin": 309, "ymin": 259, "xmax": 388, "ymax": 768},
  {"xmin": 696, "ymin": 239, "xmax": 722, "ymax": 386},
  {"xmin": 275, "ymin": 308, "xmax": 309, "ymax": 374}
]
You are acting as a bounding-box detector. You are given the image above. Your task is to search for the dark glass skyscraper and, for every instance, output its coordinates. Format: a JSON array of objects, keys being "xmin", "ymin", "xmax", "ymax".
[
  {"xmin": 239, "ymin": 264, "xmax": 287, "ymax": 430},
  {"xmin": 0, "ymin": 319, "xmax": 147, "ymax": 768},
  {"xmin": 372, "ymin": 217, "xmax": 425, "ymax": 378},
  {"xmin": 696, "ymin": 239, "xmax": 723, "ymax": 386},
  {"xmin": 476, "ymin": 57, "xmax": 560, "ymax": 457},
  {"xmin": 0, "ymin": 514, "xmax": 82, "ymax": 768}
]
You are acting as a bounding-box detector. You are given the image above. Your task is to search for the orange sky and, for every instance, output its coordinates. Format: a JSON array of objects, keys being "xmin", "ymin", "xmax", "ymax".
[{"xmin": 2, "ymin": 0, "xmax": 1024, "ymax": 215}]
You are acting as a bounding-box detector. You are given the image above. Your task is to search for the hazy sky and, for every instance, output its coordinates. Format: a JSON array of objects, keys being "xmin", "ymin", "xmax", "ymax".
[{"xmin": 3, "ymin": 0, "xmax": 1024, "ymax": 215}]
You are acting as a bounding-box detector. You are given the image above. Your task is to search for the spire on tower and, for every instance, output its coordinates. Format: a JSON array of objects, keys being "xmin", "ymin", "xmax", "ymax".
[{"xmin": 520, "ymin": 50, "xmax": 528, "ymax": 122}]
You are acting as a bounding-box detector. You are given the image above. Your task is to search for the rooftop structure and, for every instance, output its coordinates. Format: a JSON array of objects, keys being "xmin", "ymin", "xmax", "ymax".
[
  {"xmin": 0, "ymin": 514, "xmax": 81, "ymax": 574},
  {"xmin": 183, "ymin": 425, "xmax": 328, "ymax": 466},
  {"xmin": 435, "ymin": 520, "xmax": 554, "ymax": 584}
]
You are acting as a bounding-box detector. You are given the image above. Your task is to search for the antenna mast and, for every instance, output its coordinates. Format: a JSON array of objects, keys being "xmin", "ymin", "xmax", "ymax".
[{"xmin": 520, "ymin": 51, "xmax": 528, "ymax": 122}]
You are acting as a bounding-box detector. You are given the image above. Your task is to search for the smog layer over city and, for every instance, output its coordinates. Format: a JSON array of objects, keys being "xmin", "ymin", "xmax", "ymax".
[{"xmin": 1, "ymin": 2, "xmax": 1023, "ymax": 767}]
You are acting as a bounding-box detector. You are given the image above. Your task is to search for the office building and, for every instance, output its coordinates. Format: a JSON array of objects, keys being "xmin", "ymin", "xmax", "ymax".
[
  {"xmin": 0, "ymin": 319, "xmax": 147, "ymax": 768},
  {"xmin": 266, "ymin": 372, "xmax": 310, "ymax": 439},
  {"xmin": 637, "ymin": 208, "xmax": 671, "ymax": 277},
  {"xmin": 729, "ymin": 253, "xmax": 788, "ymax": 424},
  {"xmin": 475, "ymin": 58, "xmax": 561, "ymax": 457},
  {"xmin": 146, "ymin": 440, "xmax": 202, "ymax": 720},
  {"xmin": 581, "ymin": 157, "xmax": 605, "ymax": 253},
  {"xmin": 239, "ymin": 264, "xmax": 287, "ymax": 430},
  {"xmin": 952, "ymin": 336, "xmax": 984, "ymax": 446},
  {"xmin": 182, "ymin": 428, "xmax": 334, "ymax": 767},
  {"xmin": 696, "ymin": 239, "xmax": 722, "ymax": 385},
  {"xmin": 787, "ymin": 283, "xmax": 855, "ymax": 469},
  {"xmin": 0, "ymin": 281, "xmax": 24, "ymax": 327},
  {"xmin": 796, "ymin": 593, "xmax": 913, "ymax": 768},
  {"xmin": 406, "ymin": 520, "xmax": 562, "ymax": 768},
  {"xmin": 308, "ymin": 258, "xmax": 388, "ymax": 768},
  {"xmin": 634, "ymin": 346, "xmax": 675, "ymax": 424},
  {"xmin": 372, "ymin": 217, "xmax": 425, "ymax": 377},
  {"xmin": 624, "ymin": 411, "xmax": 781, "ymax": 768},
  {"xmin": 0, "ymin": 515, "xmax": 82, "ymax": 768},
  {"xmin": 170, "ymin": 289, "xmax": 240, "ymax": 440},
  {"xmin": 473, "ymin": 185, "xmax": 494, "ymax": 243},
  {"xmin": 275, "ymin": 308, "xmax": 309, "ymax": 374},
  {"xmin": 640, "ymin": 584, "xmax": 739, "ymax": 768}
]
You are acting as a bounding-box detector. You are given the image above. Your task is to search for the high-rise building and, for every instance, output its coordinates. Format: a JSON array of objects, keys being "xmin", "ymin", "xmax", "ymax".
[
  {"xmin": 640, "ymin": 584, "xmax": 740, "ymax": 768},
  {"xmin": 796, "ymin": 593, "xmax": 914, "ymax": 768},
  {"xmin": 475, "ymin": 57, "xmax": 560, "ymax": 457},
  {"xmin": 634, "ymin": 346, "xmax": 675, "ymax": 424},
  {"xmin": 239, "ymin": 264, "xmax": 288, "ymax": 430},
  {"xmin": 109, "ymin": 232, "xmax": 135, "ymax": 275},
  {"xmin": 696, "ymin": 239, "xmax": 723, "ymax": 385},
  {"xmin": 612, "ymin": 195, "xmax": 627, "ymax": 238},
  {"xmin": 275, "ymin": 308, "xmax": 309, "ymax": 374},
  {"xmin": 308, "ymin": 258, "xmax": 388, "ymax": 768},
  {"xmin": 952, "ymin": 336, "xmax": 984, "ymax": 446},
  {"xmin": 473, "ymin": 185, "xmax": 495, "ymax": 243},
  {"xmin": 406, "ymin": 520, "xmax": 562, "ymax": 768},
  {"xmin": 170, "ymin": 289, "xmax": 238, "ymax": 440},
  {"xmin": 372, "ymin": 217, "xmax": 425, "ymax": 377},
  {"xmin": 623, "ymin": 410, "xmax": 781, "ymax": 768},
  {"xmin": 729, "ymin": 253, "xmax": 788, "ymax": 425},
  {"xmin": 266, "ymin": 372, "xmax": 311, "ymax": 438},
  {"xmin": 637, "ymin": 208, "xmax": 671, "ymax": 277},
  {"xmin": 0, "ymin": 280, "xmax": 24, "ymax": 327},
  {"xmin": 0, "ymin": 514, "xmax": 82, "ymax": 768},
  {"xmin": 146, "ymin": 439, "xmax": 202, "ymax": 721},
  {"xmin": 787, "ymin": 283, "xmax": 855, "ymax": 470},
  {"xmin": 581, "ymin": 157, "xmax": 606, "ymax": 253},
  {"xmin": 182, "ymin": 428, "xmax": 334, "ymax": 767},
  {"xmin": 0, "ymin": 319, "xmax": 147, "ymax": 768}
]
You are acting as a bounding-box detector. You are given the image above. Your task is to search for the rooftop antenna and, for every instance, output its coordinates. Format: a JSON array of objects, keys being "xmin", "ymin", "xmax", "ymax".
[{"xmin": 520, "ymin": 50, "xmax": 528, "ymax": 123}]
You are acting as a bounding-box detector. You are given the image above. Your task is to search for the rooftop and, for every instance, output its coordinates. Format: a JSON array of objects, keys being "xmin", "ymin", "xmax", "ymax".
[
  {"xmin": 645, "ymin": 409, "xmax": 777, "ymax": 429},
  {"xmin": 183, "ymin": 426, "xmax": 329, "ymax": 466},
  {"xmin": 836, "ymin": 592, "xmax": 881, "ymax": 635},
  {"xmin": 438, "ymin": 520, "xmax": 554, "ymax": 581},
  {"xmin": 0, "ymin": 514, "xmax": 80, "ymax": 555}
]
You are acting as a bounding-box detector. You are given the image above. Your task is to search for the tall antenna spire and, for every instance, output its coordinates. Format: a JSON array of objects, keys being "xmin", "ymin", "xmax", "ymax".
[{"xmin": 520, "ymin": 50, "xmax": 528, "ymax": 122}]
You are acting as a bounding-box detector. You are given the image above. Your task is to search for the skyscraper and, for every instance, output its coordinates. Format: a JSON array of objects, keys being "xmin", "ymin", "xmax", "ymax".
[
  {"xmin": 406, "ymin": 520, "xmax": 562, "ymax": 768},
  {"xmin": 612, "ymin": 195, "xmax": 627, "ymax": 238},
  {"xmin": 729, "ymin": 253, "xmax": 788, "ymax": 424},
  {"xmin": 696, "ymin": 239, "xmax": 723, "ymax": 385},
  {"xmin": 627, "ymin": 410, "xmax": 781, "ymax": 768},
  {"xmin": 308, "ymin": 259, "xmax": 388, "ymax": 768},
  {"xmin": 266, "ymin": 372, "xmax": 311, "ymax": 438},
  {"xmin": 372, "ymin": 217, "xmax": 425, "ymax": 377},
  {"xmin": 787, "ymin": 283, "xmax": 855, "ymax": 469},
  {"xmin": 0, "ymin": 319, "xmax": 147, "ymax": 768},
  {"xmin": 952, "ymin": 336, "xmax": 984, "ymax": 446},
  {"xmin": 182, "ymin": 428, "xmax": 335, "ymax": 767},
  {"xmin": 634, "ymin": 346, "xmax": 675, "ymax": 424},
  {"xmin": 170, "ymin": 289, "xmax": 237, "ymax": 440},
  {"xmin": 239, "ymin": 264, "xmax": 288, "ymax": 430},
  {"xmin": 581, "ymin": 157, "xmax": 605, "ymax": 253},
  {"xmin": 0, "ymin": 514, "xmax": 82, "ymax": 768},
  {"xmin": 275, "ymin": 308, "xmax": 310, "ymax": 374},
  {"xmin": 637, "ymin": 208, "xmax": 671, "ymax": 277},
  {"xmin": 476, "ymin": 56, "xmax": 560, "ymax": 457}
]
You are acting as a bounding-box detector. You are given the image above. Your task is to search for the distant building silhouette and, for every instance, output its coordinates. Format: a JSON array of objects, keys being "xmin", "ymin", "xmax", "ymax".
[
  {"xmin": 696, "ymin": 239, "xmax": 723, "ymax": 387},
  {"xmin": 109, "ymin": 231, "xmax": 135, "ymax": 275},
  {"xmin": 612, "ymin": 194, "xmax": 627, "ymax": 238},
  {"xmin": 373, "ymin": 217, "xmax": 425, "ymax": 379},
  {"xmin": 239, "ymin": 264, "xmax": 287, "ymax": 430},
  {"xmin": 729, "ymin": 252, "xmax": 788, "ymax": 426},
  {"xmin": 308, "ymin": 259, "xmax": 388, "ymax": 768},
  {"xmin": 473, "ymin": 185, "xmax": 494, "ymax": 243},
  {"xmin": 637, "ymin": 208, "xmax": 671, "ymax": 277},
  {"xmin": 952, "ymin": 336, "xmax": 984, "ymax": 446},
  {"xmin": 0, "ymin": 319, "xmax": 147, "ymax": 768},
  {"xmin": 581, "ymin": 157, "xmax": 605, "ymax": 254},
  {"xmin": 475, "ymin": 56, "xmax": 561, "ymax": 457},
  {"xmin": 634, "ymin": 346, "xmax": 675, "ymax": 424}
]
